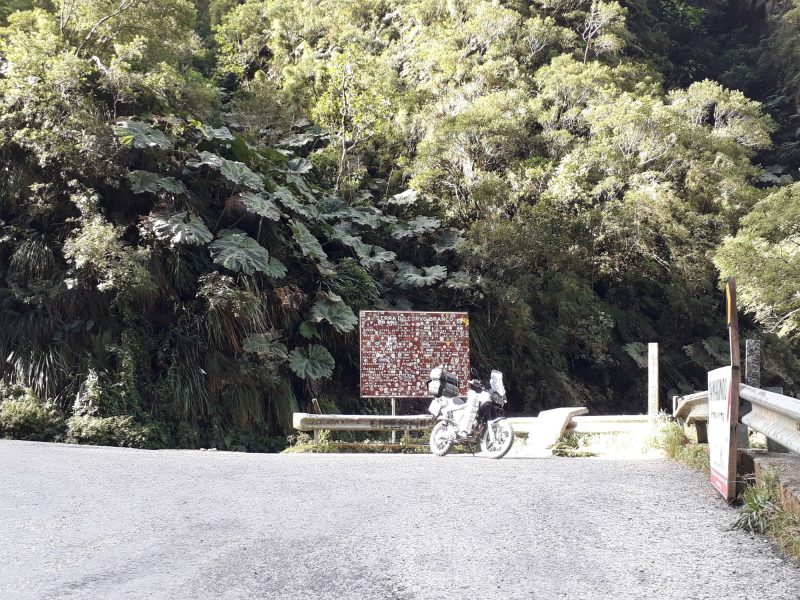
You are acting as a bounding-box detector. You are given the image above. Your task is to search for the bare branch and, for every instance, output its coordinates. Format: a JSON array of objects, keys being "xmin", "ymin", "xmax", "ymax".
[
  {"xmin": 60, "ymin": 0, "xmax": 77, "ymax": 33},
  {"xmin": 75, "ymin": 0, "xmax": 141, "ymax": 56}
]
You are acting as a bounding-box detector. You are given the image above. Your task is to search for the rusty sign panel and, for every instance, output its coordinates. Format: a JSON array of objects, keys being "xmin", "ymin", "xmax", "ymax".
[{"xmin": 359, "ymin": 311, "xmax": 470, "ymax": 398}]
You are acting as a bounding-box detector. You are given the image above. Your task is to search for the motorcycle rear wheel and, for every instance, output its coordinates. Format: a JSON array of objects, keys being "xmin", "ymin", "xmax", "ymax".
[
  {"xmin": 429, "ymin": 421, "xmax": 454, "ymax": 456},
  {"xmin": 480, "ymin": 419, "xmax": 514, "ymax": 459}
]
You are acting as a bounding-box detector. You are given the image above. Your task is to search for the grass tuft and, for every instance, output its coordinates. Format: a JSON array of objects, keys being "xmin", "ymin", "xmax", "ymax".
[
  {"xmin": 732, "ymin": 469, "xmax": 800, "ymax": 563},
  {"xmin": 283, "ymin": 430, "xmax": 431, "ymax": 454},
  {"xmin": 551, "ymin": 433, "xmax": 598, "ymax": 457},
  {"xmin": 650, "ymin": 415, "xmax": 710, "ymax": 474}
]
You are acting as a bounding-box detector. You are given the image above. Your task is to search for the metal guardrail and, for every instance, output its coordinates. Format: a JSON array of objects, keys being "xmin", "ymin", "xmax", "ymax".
[
  {"xmin": 740, "ymin": 384, "xmax": 800, "ymax": 454},
  {"xmin": 507, "ymin": 414, "xmax": 650, "ymax": 435},
  {"xmin": 568, "ymin": 415, "xmax": 650, "ymax": 433},
  {"xmin": 293, "ymin": 413, "xmax": 435, "ymax": 432},
  {"xmin": 294, "ymin": 409, "xmax": 651, "ymax": 449},
  {"xmin": 672, "ymin": 391, "xmax": 709, "ymax": 422},
  {"xmin": 673, "ymin": 385, "xmax": 800, "ymax": 454},
  {"xmin": 672, "ymin": 390, "xmax": 710, "ymax": 442}
]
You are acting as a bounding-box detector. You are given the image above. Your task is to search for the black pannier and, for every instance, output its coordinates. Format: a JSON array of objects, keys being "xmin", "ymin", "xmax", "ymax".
[{"xmin": 427, "ymin": 366, "xmax": 461, "ymax": 397}]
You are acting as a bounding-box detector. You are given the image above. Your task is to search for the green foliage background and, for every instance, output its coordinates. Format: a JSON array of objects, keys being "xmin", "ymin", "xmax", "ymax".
[{"xmin": 1, "ymin": 0, "xmax": 799, "ymax": 449}]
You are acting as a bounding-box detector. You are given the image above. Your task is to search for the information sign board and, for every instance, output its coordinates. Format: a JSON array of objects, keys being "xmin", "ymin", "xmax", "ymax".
[
  {"xmin": 708, "ymin": 366, "xmax": 739, "ymax": 500},
  {"xmin": 359, "ymin": 311, "xmax": 470, "ymax": 398}
]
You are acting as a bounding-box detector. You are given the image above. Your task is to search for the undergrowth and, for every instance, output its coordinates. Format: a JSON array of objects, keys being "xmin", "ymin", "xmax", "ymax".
[
  {"xmin": 64, "ymin": 415, "xmax": 169, "ymax": 449},
  {"xmin": 732, "ymin": 470, "xmax": 800, "ymax": 563},
  {"xmin": 0, "ymin": 382, "xmax": 286, "ymax": 452},
  {"xmin": 0, "ymin": 393, "xmax": 66, "ymax": 442},
  {"xmin": 650, "ymin": 416, "xmax": 710, "ymax": 474},
  {"xmin": 551, "ymin": 433, "xmax": 598, "ymax": 457},
  {"xmin": 283, "ymin": 430, "xmax": 429, "ymax": 454}
]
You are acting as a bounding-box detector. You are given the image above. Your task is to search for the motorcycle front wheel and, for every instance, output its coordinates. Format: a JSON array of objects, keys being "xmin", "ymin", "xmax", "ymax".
[
  {"xmin": 480, "ymin": 419, "xmax": 514, "ymax": 459},
  {"xmin": 429, "ymin": 421, "xmax": 455, "ymax": 456}
]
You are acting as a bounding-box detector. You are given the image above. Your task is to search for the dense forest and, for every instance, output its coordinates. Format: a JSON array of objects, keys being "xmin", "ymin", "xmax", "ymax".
[{"xmin": 1, "ymin": 0, "xmax": 799, "ymax": 450}]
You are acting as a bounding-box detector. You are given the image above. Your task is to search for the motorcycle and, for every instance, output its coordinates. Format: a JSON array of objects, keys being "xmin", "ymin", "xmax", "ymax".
[{"xmin": 426, "ymin": 367, "xmax": 514, "ymax": 459}]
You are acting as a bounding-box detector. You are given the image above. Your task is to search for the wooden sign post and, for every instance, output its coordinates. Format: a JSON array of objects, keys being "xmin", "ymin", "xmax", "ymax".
[{"xmin": 707, "ymin": 278, "xmax": 741, "ymax": 501}]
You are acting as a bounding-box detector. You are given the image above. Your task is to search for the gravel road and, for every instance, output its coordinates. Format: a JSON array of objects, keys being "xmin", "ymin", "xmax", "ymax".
[{"xmin": 1, "ymin": 440, "xmax": 798, "ymax": 599}]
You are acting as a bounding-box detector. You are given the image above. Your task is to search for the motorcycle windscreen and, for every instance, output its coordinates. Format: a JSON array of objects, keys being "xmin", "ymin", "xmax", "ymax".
[{"xmin": 490, "ymin": 370, "xmax": 506, "ymax": 396}]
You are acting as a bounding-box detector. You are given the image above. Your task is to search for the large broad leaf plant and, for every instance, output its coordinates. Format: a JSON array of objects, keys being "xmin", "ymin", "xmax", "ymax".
[{"xmin": 115, "ymin": 117, "xmax": 459, "ymax": 393}]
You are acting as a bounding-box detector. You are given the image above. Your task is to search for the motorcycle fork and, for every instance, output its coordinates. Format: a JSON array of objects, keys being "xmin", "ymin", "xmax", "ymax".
[
  {"xmin": 481, "ymin": 420, "xmax": 497, "ymax": 444},
  {"xmin": 485, "ymin": 418, "xmax": 504, "ymax": 444}
]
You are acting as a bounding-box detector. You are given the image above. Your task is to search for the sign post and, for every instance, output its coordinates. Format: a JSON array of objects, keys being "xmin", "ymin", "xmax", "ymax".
[{"xmin": 708, "ymin": 278, "xmax": 741, "ymax": 501}]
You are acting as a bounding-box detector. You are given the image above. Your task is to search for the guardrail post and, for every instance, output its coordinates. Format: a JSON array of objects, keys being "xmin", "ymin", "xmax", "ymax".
[
  {"xmin": 648, "ymin": 343, "xmax": 659, "ymax": 419},
  {"xmin": 695, "ymin": 421, "xmax": 708, "ymax": 444},
  {"xmin": 312, "ymin": 398, "xmax": 322, "ymax": 444}
]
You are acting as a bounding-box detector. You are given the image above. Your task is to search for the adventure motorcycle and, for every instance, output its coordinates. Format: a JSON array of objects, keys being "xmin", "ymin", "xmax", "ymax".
[{"xmin": 426, "ymin": 367, "xmax": 514, "ymax": 459}]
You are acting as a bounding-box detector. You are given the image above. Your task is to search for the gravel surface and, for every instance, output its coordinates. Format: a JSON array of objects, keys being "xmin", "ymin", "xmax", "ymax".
[{"xmin": 1, "ymin": 439, "xmax": 799, "ymax": 599}]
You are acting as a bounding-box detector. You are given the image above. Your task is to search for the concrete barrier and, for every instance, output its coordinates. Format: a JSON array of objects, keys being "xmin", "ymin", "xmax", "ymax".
[{"xmin": 507, "ymin": 407, "xmax": 588, "ymax": 449}]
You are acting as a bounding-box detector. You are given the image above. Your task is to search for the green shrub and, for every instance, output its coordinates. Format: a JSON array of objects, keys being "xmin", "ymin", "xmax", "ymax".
[
  {"xmin": 284, "ymin": 429, "xmax": 337, "ymax": 453},
  {"xmin": 66, "ymin": 415, "xmax": 168, "ymax": 449},
  {"xmin": 0, "ymin": 395, "xmax": 67, "ymax": 442},
  {"xmin": 73, "ymin": 367, "xmax": 143, "ymax": 419},
  {"xmin": 0, "ymin": 381, "xmax": 32, "ymax": 403},
  {"xmin": 733, "ymin": 473, "xmax": 780, "ymax": 534},
  {"xmin": 218, "ymin": 430, "xmax": 289, "ymax": 452},
  {"xmin": 650, "ymin": 416, "xmax": 710, "ymax": 473},
  {"xmin": 733, "ymin": 470, "xmax": 800, "ymax": 562},
  {"xmin": 552, "ymin": 432, "xmax": 598, "ymax": 457},
  {"xmin": 283, "ymin": 430, "xmax": 432, "ymax": 454}
]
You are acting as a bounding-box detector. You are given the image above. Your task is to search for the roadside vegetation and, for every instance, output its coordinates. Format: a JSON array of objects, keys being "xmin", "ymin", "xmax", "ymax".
[
  {"xmin": 551, "ymin": 433, "xmax": 598, "ymax": 458},
  {"xmin": 552, "ymin": 431, "xmax": 658, "ymax": 458},
  {"xmin": 650, "ymin": 416, "xmax": 710, "ymax": 474},
  {"xmin": 283, "ymin": 430, "xmax": 431, "ymax": 454},
  {"xmin": 733, "ymin": 470, "xmax": 800, "ymax": 564}
]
